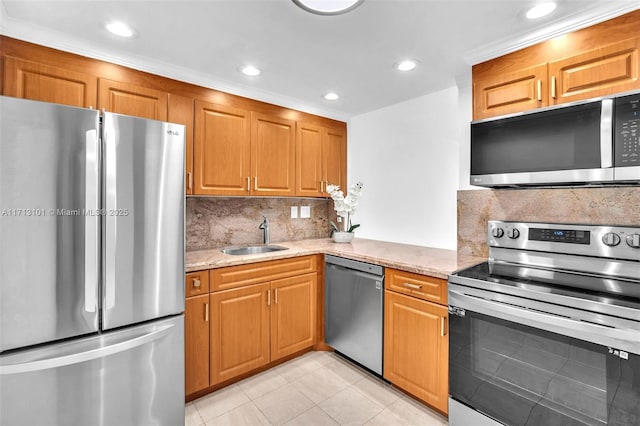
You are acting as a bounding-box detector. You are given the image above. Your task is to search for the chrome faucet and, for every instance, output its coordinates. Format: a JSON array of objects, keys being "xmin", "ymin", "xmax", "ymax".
[{"xmin": 258, "ymin": 216, "xmax": 270, "ymax": 244}]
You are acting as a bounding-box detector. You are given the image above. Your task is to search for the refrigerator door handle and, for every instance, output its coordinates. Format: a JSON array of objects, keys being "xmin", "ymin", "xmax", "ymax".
[
  {"xmin": 104, "ymin": 123, "xmax": 117, "ymax": 309},
  {"xmin": 0, "ymin": 323, "xmax": 175, "ymax": 375},
  {"xmin": 84, "ymin": 129, "xmax": 100, "ymax": 313}
]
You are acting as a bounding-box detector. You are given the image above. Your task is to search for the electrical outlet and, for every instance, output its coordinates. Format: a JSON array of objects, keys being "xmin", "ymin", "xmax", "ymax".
[
  {"xmin": 300, "ymin": 205, "xmax": 311, "ymax": 218},
  {"xmin": 290, "ymin": 206, "xmax": 298, "ymax": 218}
]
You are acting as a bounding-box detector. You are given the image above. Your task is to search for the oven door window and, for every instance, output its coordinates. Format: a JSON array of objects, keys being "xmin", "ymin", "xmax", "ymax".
[{"xmin": 449, "ymin": 310, "xmax": 640, "ymax": 426}]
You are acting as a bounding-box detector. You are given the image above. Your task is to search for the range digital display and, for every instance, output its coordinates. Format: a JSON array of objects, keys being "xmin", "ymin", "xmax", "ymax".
[{"xmin": 529, "ymin": 228, "xmax": 590, "ymax": 244}]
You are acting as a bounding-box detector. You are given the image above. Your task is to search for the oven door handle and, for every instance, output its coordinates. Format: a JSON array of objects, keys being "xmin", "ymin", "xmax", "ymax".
[{"xmin": 449, "ymin": 288, "xmax": 640, "ymax": 354}]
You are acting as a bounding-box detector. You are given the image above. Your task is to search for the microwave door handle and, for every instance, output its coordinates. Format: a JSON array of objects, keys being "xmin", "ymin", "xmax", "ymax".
[
  {"xmin": 600, "ymin": 99, "xmax": 613, "ymax": 168},
  {"xmin": 449, "ymin": 289, "xmax": 640, "ymax": 353}
]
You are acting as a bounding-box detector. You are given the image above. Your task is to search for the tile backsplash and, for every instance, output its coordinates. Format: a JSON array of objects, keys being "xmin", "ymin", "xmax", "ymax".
[
  {"xmin": 186, "ymin": 197, "xmax": 332, "ymax": 251},
  {"xmin": 458, "ymin": 187, "xmax": 640, "ymax": 258}
]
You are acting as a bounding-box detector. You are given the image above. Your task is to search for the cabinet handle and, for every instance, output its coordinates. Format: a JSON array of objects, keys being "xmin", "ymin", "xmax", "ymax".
[
  {"xmin": 246, "ymin": 177, "xmax": 251, "ymax": 192},
  {"xmin": 441, "ymin": 317, "xmax": 447, "ymax": 337},
  {"xmin": 274, "ymin": 288, "xmax": 278, "ymax": 304},
  {"xmin": 402, "ymin": 282, "xmax": 422, "ymax": 290},
  {"xmin": 536, "ymin": 79, "xmax": 542, "ymax": 102},
  {"xmin": 205, "ymin": 303, "xmax": 209, "ymax": 322},
  {"xmin": 551, "ymin": 76, "xmax": 557, "ymax": 99},
  {"xmin": 267, "ymin": 289, "xmax": 271, "ymax": 306},
  {"xmin": 188, "ymin": 171, "xmax": 193, "ymax": 191},
  {"xmin": 192, "ymin": 278, "xmax": 201, "ymax": 289},
  {"xmin": 254, "ymin": 176, "xmax": 258, "ymax": 191}
]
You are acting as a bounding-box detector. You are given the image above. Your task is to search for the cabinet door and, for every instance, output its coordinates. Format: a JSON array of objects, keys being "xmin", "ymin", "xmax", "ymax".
[
  {"xmin": 323, "ymin": 126, "xmax": 347, "ymax": 193},
  {"xmin": 210, "ymin": 283, "xmax": 270, "ymax": 385},
  {"xmin": 384, "ymin": 291, "xmax": 449, "ymax": 414},
  {"xmin": 251, "ymin": 113, "xmax": 296, "ymax": 196},
  {"xmin": 295, "ymin": 122, "xmax": 324, "ymax": 197},
  {"xmin": 270, "ymin": 273, "xmax": 317, "ymax": 361},
  {"xmin": 185, "ymin": 294, "xmax": 210, "ymax": 396},
  {"xmin": 98, "ymin": 78, "xmax": 167, "ymax": 120},
  {"xmin": 549, "ymin": 37, "xmax": 640, "ymax": 105},
  {"xmin": 194, "ymin": 101, "xmax": 251, "ymax": 195},
  {"xmin": 3, "ymin": 57, "xmax": 97, "ymax": 108},
  {"xmin": 473, "ymin": 63, "xmax": 548, "ymax": 120},
  {"xmin": 168, "ymin": 94, "xmax": 195, "ymax": 195}
]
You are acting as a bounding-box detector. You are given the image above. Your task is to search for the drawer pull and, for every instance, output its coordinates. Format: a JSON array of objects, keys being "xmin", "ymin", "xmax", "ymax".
[
  {"xmin": 403, "ymin": 282, "xmax": 422, "ymax": 290},
  {"xmin": 192, "ymin": 278, "xmax": 201, "ymax": 289}
]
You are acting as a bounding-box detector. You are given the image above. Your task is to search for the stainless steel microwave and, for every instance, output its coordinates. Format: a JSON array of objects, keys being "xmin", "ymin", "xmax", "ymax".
[{"xmin": 470, "ymin": 91, "xmax": 640, "ymax": 187}]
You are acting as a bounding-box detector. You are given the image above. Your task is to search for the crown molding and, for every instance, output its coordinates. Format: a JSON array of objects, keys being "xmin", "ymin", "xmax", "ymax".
[
  {"xmin": 464, "ymin": 3, "xmax": 640, "ymax": 65},
  {"xmin": 0, "ymin": 10, "xmax": 350, "ymax": 121}
]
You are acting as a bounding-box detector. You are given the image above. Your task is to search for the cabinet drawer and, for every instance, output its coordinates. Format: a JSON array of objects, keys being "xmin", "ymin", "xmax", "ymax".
[
  {"xmin": 386, "ymin": 268, "xmax": 447, "ymax": 305},
  {"xmin": 211, "ymin": 255, "xmax": 318, "ymax": 292},
  {"xmin": 186, "ymin": 270, "xmax": 210, "ymax": 298}
]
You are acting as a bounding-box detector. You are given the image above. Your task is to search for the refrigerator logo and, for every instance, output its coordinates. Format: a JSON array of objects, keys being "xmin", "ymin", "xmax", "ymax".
[
  {"xmin": 608, "ymin": 347, "xmax": 629, "ymax": 360},
  {"xmin": 166, "ymin": 129, "xmax": 180, "ymax": 136}
]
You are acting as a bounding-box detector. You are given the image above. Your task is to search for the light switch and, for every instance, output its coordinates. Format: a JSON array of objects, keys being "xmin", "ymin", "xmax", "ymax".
[
  {"xmin": 291, "ymin": 206, "xmax": 298, "ymax": 218},
  {"xmin": 300, "ymin": 205, "xmax": 311, "ymax": 218}
]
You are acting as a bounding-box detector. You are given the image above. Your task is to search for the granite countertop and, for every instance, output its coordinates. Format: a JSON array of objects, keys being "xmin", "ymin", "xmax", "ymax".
[{"xmin": 186, "ymin": 237, "xmax": 486, "ymax": 279}]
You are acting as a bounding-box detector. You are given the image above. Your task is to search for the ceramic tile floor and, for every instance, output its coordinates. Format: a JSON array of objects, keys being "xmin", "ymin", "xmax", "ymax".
[{"xmin": 186, "ymin": 351, "xmax": 448, "ymax": 426}]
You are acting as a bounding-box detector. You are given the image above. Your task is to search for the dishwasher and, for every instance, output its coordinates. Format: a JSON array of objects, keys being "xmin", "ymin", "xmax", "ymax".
[{"xmin": 324, "ymin": 255, "xmax": 384, "ymax": 375}]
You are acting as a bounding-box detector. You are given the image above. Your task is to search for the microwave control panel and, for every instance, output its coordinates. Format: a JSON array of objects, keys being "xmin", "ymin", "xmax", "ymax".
[{"xmin": 615, "ymin": 93, "xmax": 640, "ymax": 166}]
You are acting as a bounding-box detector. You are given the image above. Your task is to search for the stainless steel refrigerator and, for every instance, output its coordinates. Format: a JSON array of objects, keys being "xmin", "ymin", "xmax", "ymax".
[{"xmin": 0, "ymin": 96, "xmax": 185, "ymax": 426}]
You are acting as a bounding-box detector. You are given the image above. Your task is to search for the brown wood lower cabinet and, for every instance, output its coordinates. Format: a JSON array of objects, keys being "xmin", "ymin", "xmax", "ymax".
[
  {"xmin": 185, "ymin": 294, "xmax": 210, "ymax": 395},
  {"xmin": 270, "ymin": 273, "xmax": 317, "ymax": 360},
  {"xmin": 384, "ymin": 289, "xmax": 449, "ymax": 414},
  {"xmin": 185, "ymin": 256, "xmax": 320, "ymax": 399},
  {"xmin": 210, "ymin": 283, "xmax": 271, "ymax": 385}
]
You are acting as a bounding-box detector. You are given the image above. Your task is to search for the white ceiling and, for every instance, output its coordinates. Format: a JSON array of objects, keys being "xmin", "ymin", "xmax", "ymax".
[{"xmin": 1, "ymin": 0, "xmax": 638, "ymax": 120}]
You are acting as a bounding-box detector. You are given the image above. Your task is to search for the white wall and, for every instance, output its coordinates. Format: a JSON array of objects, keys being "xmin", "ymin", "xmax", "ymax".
[{"xmin": 347, "ymin": 86, "xmax": 460, "ymax": 250}]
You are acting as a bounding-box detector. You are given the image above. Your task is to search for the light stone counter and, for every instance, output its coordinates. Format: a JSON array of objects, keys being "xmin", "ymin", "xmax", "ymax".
[{"xmin": 186, "ymin": 237, "xmax": 485, "ymax": 279}]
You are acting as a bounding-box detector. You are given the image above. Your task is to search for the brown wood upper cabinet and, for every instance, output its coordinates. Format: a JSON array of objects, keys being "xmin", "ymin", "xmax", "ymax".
[
  {"xmin": 472, "ymin": 10, "xmax": 640, "ymax": 120},
  {"xmin": 168, "ymin": 94, "xmax": 195, "ymax": 195},
  {"xmin": 193, "ymin": 100, "xmax": 297, "ymax": 196},
  {"xmin": 98, "ymin": 78, "xmax": 168, "ymax": 121},
  {"xmin": 251, "ymin": 113, "xmax": 296, "ymax": 196},
  {"xmin": 295, "ymin": 123, "xmax": 347, "ymax": 197},
  {"xmin": 548, "ymin": 37, "xmax": 640, "ymax": 106},
  {"xmin": 2, "ymin": 56, "xmax": 97, "ymax": 108},
  {"xmin": 473, "ymin": 63, "xmax": 548, "ymax": 120}
]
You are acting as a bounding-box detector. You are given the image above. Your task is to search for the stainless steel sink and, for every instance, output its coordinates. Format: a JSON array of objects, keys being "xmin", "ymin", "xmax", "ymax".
[{"xmin": 220, "ymin": 245, "xmax": 289, "ymax": 255}]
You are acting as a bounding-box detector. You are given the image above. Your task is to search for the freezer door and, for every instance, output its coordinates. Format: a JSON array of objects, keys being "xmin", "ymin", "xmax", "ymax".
[
  {"xmin": 102, "ymin": 113, "xmax": 185, "ymax": 330},
  {"xmin": 0, "ymin": 96, "xmax": 100, "ymax": 352},
  {"xmin": 0, "ymin": 315, "xmax": 185, "ymax": 426}
]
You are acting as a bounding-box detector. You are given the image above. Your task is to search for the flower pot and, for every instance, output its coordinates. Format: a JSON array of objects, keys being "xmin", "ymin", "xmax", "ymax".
[{"xmin": 332, "ymin": 231, "xmax": 354, "ymax": 243}]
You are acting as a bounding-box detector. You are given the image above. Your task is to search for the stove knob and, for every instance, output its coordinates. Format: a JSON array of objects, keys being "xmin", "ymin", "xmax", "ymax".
[
  {"xmin": 492, "ymin": 227, "xmax": 504, "ymax": 238},
  {"xmin": 602, "ymin": 232, "xmax": 621, "ymax": 247},
  {"xmin": 626, "ymin": 234, "xmax": 640, "ymax": 249},
  {"xmin": 506, "ymin": 228, "xmax": 520, "ymax": 239}
]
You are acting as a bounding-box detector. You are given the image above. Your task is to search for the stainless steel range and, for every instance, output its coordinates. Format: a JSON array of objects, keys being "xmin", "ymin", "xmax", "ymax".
[{"xmin": 448, "ymin": 221, "xmax": 640, "ymax": 426}]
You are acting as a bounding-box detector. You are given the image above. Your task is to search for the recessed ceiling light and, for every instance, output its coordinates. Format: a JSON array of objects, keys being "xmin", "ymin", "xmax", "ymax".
[
  {"xmin": 106, "ymin": 21, "xmax": 136, "ymax": 38},
  {"xmin": 293, "ymin": 0, "xmax": 364, "ymax": 15},
  {"xmin": 240, "ymin": 65, "xmax": 261, "ymax": 76},
  {"xmin": 324, "ymin": 93, "xmax": 339, "ymax": 101},
  {"xmin": 396, "ymin": 60, "xmax": 418, "ymax": 71},
  {"xmin": 525, "ymin": 2, "xmax": 557, "ymax": 19}
]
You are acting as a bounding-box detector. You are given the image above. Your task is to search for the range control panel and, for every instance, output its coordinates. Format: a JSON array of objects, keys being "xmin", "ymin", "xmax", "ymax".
[{"xmin": 488, "ymin": 221, "xmax": 640, "ymax": 260}]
